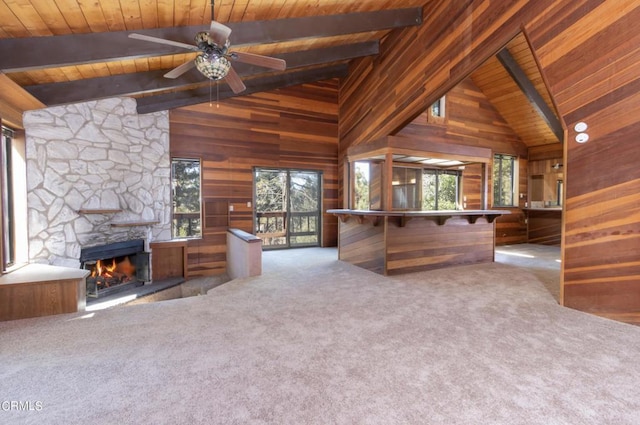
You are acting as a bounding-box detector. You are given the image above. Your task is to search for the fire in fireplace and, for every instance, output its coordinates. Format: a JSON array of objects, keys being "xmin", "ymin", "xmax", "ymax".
[
  {"xmin": 88, "ymin": 256, "xmax": 136, "ymax": 290},
  {"xmin": 80, "ymin": 239, "xmax": 150, "ymax": 298}
]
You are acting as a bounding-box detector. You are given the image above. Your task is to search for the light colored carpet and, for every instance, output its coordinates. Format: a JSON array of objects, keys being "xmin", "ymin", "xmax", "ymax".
[{"xmin": 1, "ymin": 245, "xmax": 639, "ymax": 425}]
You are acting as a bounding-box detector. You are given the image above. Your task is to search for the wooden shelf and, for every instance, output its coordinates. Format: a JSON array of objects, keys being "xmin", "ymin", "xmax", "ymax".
[
  {"xmin": 77, "ymin": 209, "xmax": 122, "ymax": 214},
  {"xmin": 110, "ymin": 221, "xmax": 159, "ymax": 227}
]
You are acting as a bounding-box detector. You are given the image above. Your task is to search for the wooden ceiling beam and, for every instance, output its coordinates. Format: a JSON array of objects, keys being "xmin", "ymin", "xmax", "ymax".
[
  {"xmin": 135, "ymin": 63, "xmax": 349, "ymax": 114},
  {"xmin": 0, "ymin": 74, "xmax": 45, "ymax": 129},
  {"xmin": 496, "ymin": 48, "xmax": 564, "ymax": 141},
  {"xmin": 25, "ymin": 41, "xmax": 378, "ymax": 106},
  {"xmin": 0, "ymin": 8, "xmax": 421, "ymax": 72}
]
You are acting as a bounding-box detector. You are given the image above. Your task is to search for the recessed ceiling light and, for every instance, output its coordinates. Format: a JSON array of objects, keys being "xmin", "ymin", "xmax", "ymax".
[
  {"xmin": 575, "ymin": 133, "xmax": 589, "ymax": 143},
  {"xmin": 574, "ymin": 122, "xmax": 588, "ymax": 132}
]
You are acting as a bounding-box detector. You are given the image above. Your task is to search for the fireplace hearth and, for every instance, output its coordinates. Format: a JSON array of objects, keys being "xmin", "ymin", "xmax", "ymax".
[{"xmin": 80, "ymin": 239, "xmax": 150, "ymax": 298}]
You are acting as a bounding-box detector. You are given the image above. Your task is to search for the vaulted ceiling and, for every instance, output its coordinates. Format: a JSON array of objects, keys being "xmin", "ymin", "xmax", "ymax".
[
  {"xmin": 471, "ymin": 33, "xmax": 562, "ymax": 148},
  {"xmin": 0, "ymin": 1, "xmax": 561, "ymax": 149},
  {"xmin": 0, "ymin": 0, "xmax": 425, "ymax": 114}
]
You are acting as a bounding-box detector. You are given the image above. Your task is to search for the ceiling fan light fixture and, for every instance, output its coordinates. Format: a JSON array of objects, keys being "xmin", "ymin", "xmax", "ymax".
[{"xmin": 195, "ymin": 53, "xmax": 231, "ymax": 80}]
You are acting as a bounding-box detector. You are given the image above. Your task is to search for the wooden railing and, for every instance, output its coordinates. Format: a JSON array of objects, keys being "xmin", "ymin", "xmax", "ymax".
[
  {"xmin": 173, "ymin": 212, "xmax": 200, "ymax": 236},
  {"xmin": 255, "ymin": 211, "xmax": 318, "ymax": 236}
]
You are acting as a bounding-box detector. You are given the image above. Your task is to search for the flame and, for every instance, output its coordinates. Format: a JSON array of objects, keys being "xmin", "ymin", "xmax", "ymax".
[{"xmin": 91, "ymin": 258, "xmax": 117, "ymax": 278}]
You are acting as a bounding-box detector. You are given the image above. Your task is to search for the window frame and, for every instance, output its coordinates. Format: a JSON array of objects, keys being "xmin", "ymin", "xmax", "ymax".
[
  {"xmin": 171, "ymin": 157, "xmax": 202, "ymax": 239},
  {"xmin": 493, "ymin": 153, "xmax": 517, "ymax": 207},
  {"xmin": 1, "ymin": 126, "xmax": 15, "ymax": 271},
  {"xmin": 422, "ymin": 168, "xmax": 462, "ymax": 211},
  {"xmin": 428, "ymin": 95, "xmax": 447, "ymax": 125}
]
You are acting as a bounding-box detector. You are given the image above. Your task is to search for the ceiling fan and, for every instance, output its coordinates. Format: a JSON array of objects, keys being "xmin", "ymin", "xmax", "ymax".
[{"xmin": 128, "ymin": 1, "xmax": 286, "ymax": 94}]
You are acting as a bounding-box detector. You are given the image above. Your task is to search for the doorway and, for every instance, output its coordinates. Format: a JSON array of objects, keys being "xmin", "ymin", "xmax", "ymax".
[{"xmin": 254, "ymin": 168, "xmax": 322, "ymax": 249}]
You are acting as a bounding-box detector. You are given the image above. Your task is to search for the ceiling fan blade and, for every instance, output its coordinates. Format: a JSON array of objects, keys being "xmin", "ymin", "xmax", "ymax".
[
  {"xmin": 128, "ymin": 33, "xmax": 198, "ymax": 51},
  {"xmin": 164, "ymin": 60, "xmax": 197, "ymax": 79},
  {"xmin": 231, "ymin": 51, "xmax": 286, "ymax": 71},
  {"xmin": 224, "ymin": 66, "xmax": 246, "ymax": 94},
  {"xmin": 209, "ymin": 21, "xmax": 232, "ymax": 46}
]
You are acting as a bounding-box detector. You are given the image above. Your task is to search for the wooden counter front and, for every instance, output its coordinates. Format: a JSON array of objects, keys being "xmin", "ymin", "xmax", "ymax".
[
  {"xmin": 327, "ymin": 209, "xmax": 510, "ymax": 275},
  {"xmin": 0, "ymin": 264, "xmax": 89, "ymax": 321}
]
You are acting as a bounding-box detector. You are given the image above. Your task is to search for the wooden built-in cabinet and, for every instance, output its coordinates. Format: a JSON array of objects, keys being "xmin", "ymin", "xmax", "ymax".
[
  {"xmin": 150, "ymin": 240, "xmax": 188, "ymax": 281},
  {"xmin": 528, "ymin": 158, "xmax": 563, "ymax": 208},
  {"xmin": 0, "ymin": 265, "xmax": 89, "ymax": 321}
]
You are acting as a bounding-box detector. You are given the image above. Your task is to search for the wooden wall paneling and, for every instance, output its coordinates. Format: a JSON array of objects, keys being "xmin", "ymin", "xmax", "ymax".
[
  {"xmin": 0, "ymin": 278, "xmax": 82, "ymax": 321},
  {"xmin": 396, "ymin": 78, "xmax": 527, "ymax": 156},
  {"xmin": 171, "ymin": 81, "xmax": 339, "ymax": 277},
  {"xmin": 0, "ymin": 74, "xmax": 45, "ymax": 129},
  {"xmin": 336, "ymin": 217, "xmax": 385, "ymax": 275},
  {"xmin": 526, "ymin": 210, "xmax": 562, "ymax": 246},
  {"xmin": 385, "ymin": 217, "xmax": 495, "ymax": 275},
  {"xmin": 530, "ymin": 1, "xmax": 640, "ymax": 322},
  {"xmin": 340, "ymin": 0, "xmax": 640, "ymax": 321},
  {"xmin": 528, "ymin": 143, "xmax": 563, "ymax": 161},
  {"xmin": 150, "ymin": 240, "xmax": 188, "ymax": 281},
  {"xmin": 462, "ymin": 163, "xmax": 483, "ymax": 210},
  {"xmin": 396, "ymin": 77, "xmax": 528, "ymax": 245}
]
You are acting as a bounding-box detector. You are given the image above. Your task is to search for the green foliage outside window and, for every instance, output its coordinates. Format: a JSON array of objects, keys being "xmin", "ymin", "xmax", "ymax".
[
  {"xmin": 353, "ymin": 162, "xmax": 370, "ymax": 210},
  {"xmin": 493, "ymin": 154, "xmax": 516, "ymax": 207},
  {"xmin": 422, "ymin": 170, "xmax": 460, "ymax": 210},
  {"xmin": 172, "ymin": 158, "xmax": 201, "ymax": 238}
]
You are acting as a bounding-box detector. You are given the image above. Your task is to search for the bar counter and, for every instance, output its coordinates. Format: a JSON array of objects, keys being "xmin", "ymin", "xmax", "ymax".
[{"xmin": 327, "ymin": 209, "xmax": 510, "ymax": 275}]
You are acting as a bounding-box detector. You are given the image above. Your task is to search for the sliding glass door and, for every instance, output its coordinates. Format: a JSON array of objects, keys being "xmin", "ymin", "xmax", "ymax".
[{"xmin": 254, "ymin": 168, "xmax": 321, "ymax": 249}]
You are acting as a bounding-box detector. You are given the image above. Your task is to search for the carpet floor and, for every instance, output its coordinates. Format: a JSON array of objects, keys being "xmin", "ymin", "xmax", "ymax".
[{"xmin": 1, "ymin": 244, "xmax": 639, "ymax": 424}]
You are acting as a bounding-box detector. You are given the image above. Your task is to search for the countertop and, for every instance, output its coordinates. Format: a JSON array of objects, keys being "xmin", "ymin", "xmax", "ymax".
[
  {"xmin": 524, "ymin": 207, "xmax": 563, "ymax": 212},
  {"xmin": 0, "ymin": 263, "xmax": 90, "ymax": 285},
  {"xmin": 327, "ymin": 209, "xmax": 510, "ymax": 217}
]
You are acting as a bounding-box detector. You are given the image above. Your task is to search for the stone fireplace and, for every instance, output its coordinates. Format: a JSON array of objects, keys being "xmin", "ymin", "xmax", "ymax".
[
  {"xmin": 23, "ymin": 97, "xmax": 172, "ymax": 277},
  {"xmin": 80, "ymin": 239, "xmax": 150, "ymax": 297}
]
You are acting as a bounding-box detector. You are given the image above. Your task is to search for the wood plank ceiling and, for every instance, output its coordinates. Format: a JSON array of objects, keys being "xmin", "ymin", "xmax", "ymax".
[
  {"xmin": 471, "ymin": 33, "xmax": 561, "ymax": 148},
  {"xmin": 0, "ymin": 0, "xmax": 561, "ymax": 149},
  {"xmin": 0, "ymin": 0, "xmax": 425, "ymax": 114}
]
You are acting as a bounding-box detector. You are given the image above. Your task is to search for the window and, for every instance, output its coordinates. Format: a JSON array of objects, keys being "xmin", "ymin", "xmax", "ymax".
[
  {"xmin": 351, "ymin": 161, "xmax": 382, "ymax": 210},
  {"xmin": 392, "ymin": 167, "xmax": 421, "ymax": 209},
  {"xmin": 431, "ymin": 96, "xmax": 446, "ymax": 118},
  {"xmin": 171, "ymin": 158, "xmax": 201, "ymax": 238},
  {"xmin": 428, "ymin": 96, "xmax": 446, "ymax": 124},
  {"xmin": 1, "ymin": 126, "xmax": 15, "ymax": 270},
  {"xmin": 493, "ymin": 154, "xmax": 516, "ymax": 207},
  {"xmin": 353, "ymin": 161, "xmax": 370, "ymax": 210},
  {"xmin": 422, "ymin": 169, "xmax": 461, "ymax": 210}
]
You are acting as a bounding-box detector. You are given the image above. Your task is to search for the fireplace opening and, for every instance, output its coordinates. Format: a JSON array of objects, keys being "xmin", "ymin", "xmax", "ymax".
[{"xmin": 80, "ymin": 239, "xmax": 150, "ymax": 298}]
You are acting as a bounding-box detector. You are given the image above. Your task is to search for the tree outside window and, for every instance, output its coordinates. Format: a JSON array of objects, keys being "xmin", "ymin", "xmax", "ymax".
[
  {"xmin": 171, "ymin": 158, "xmax": 201, "ymax": 238},
  {"xmin": 353, "ymin": 162, "xmax": 370, "ymax": 210},
  {"xmin": 493, "ymin": 154, "xmax": 516, "ymax": 207},
  {"xmin": 422, "ymin": 169, "xmax": 460, "ymax": 211}
]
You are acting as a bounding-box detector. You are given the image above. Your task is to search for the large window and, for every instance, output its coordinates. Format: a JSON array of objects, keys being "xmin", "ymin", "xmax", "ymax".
[
  {"xmin": 351, "ymin": 161, "xmax": 464, "ymax": 211},
  {"xmin": 171, "ymin": 158, "xmax": 201, "ymax": 238},
  {"xmin": 493, "ymin": 154, "xmax": 516, "ymax": 207},
  {"xmin": 1, "ymin": 126, "xmax": 15, "ymax": 270},
  {"xmin": 422, "ymin": 169, "xmax": 461, "ymax": 210}
]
